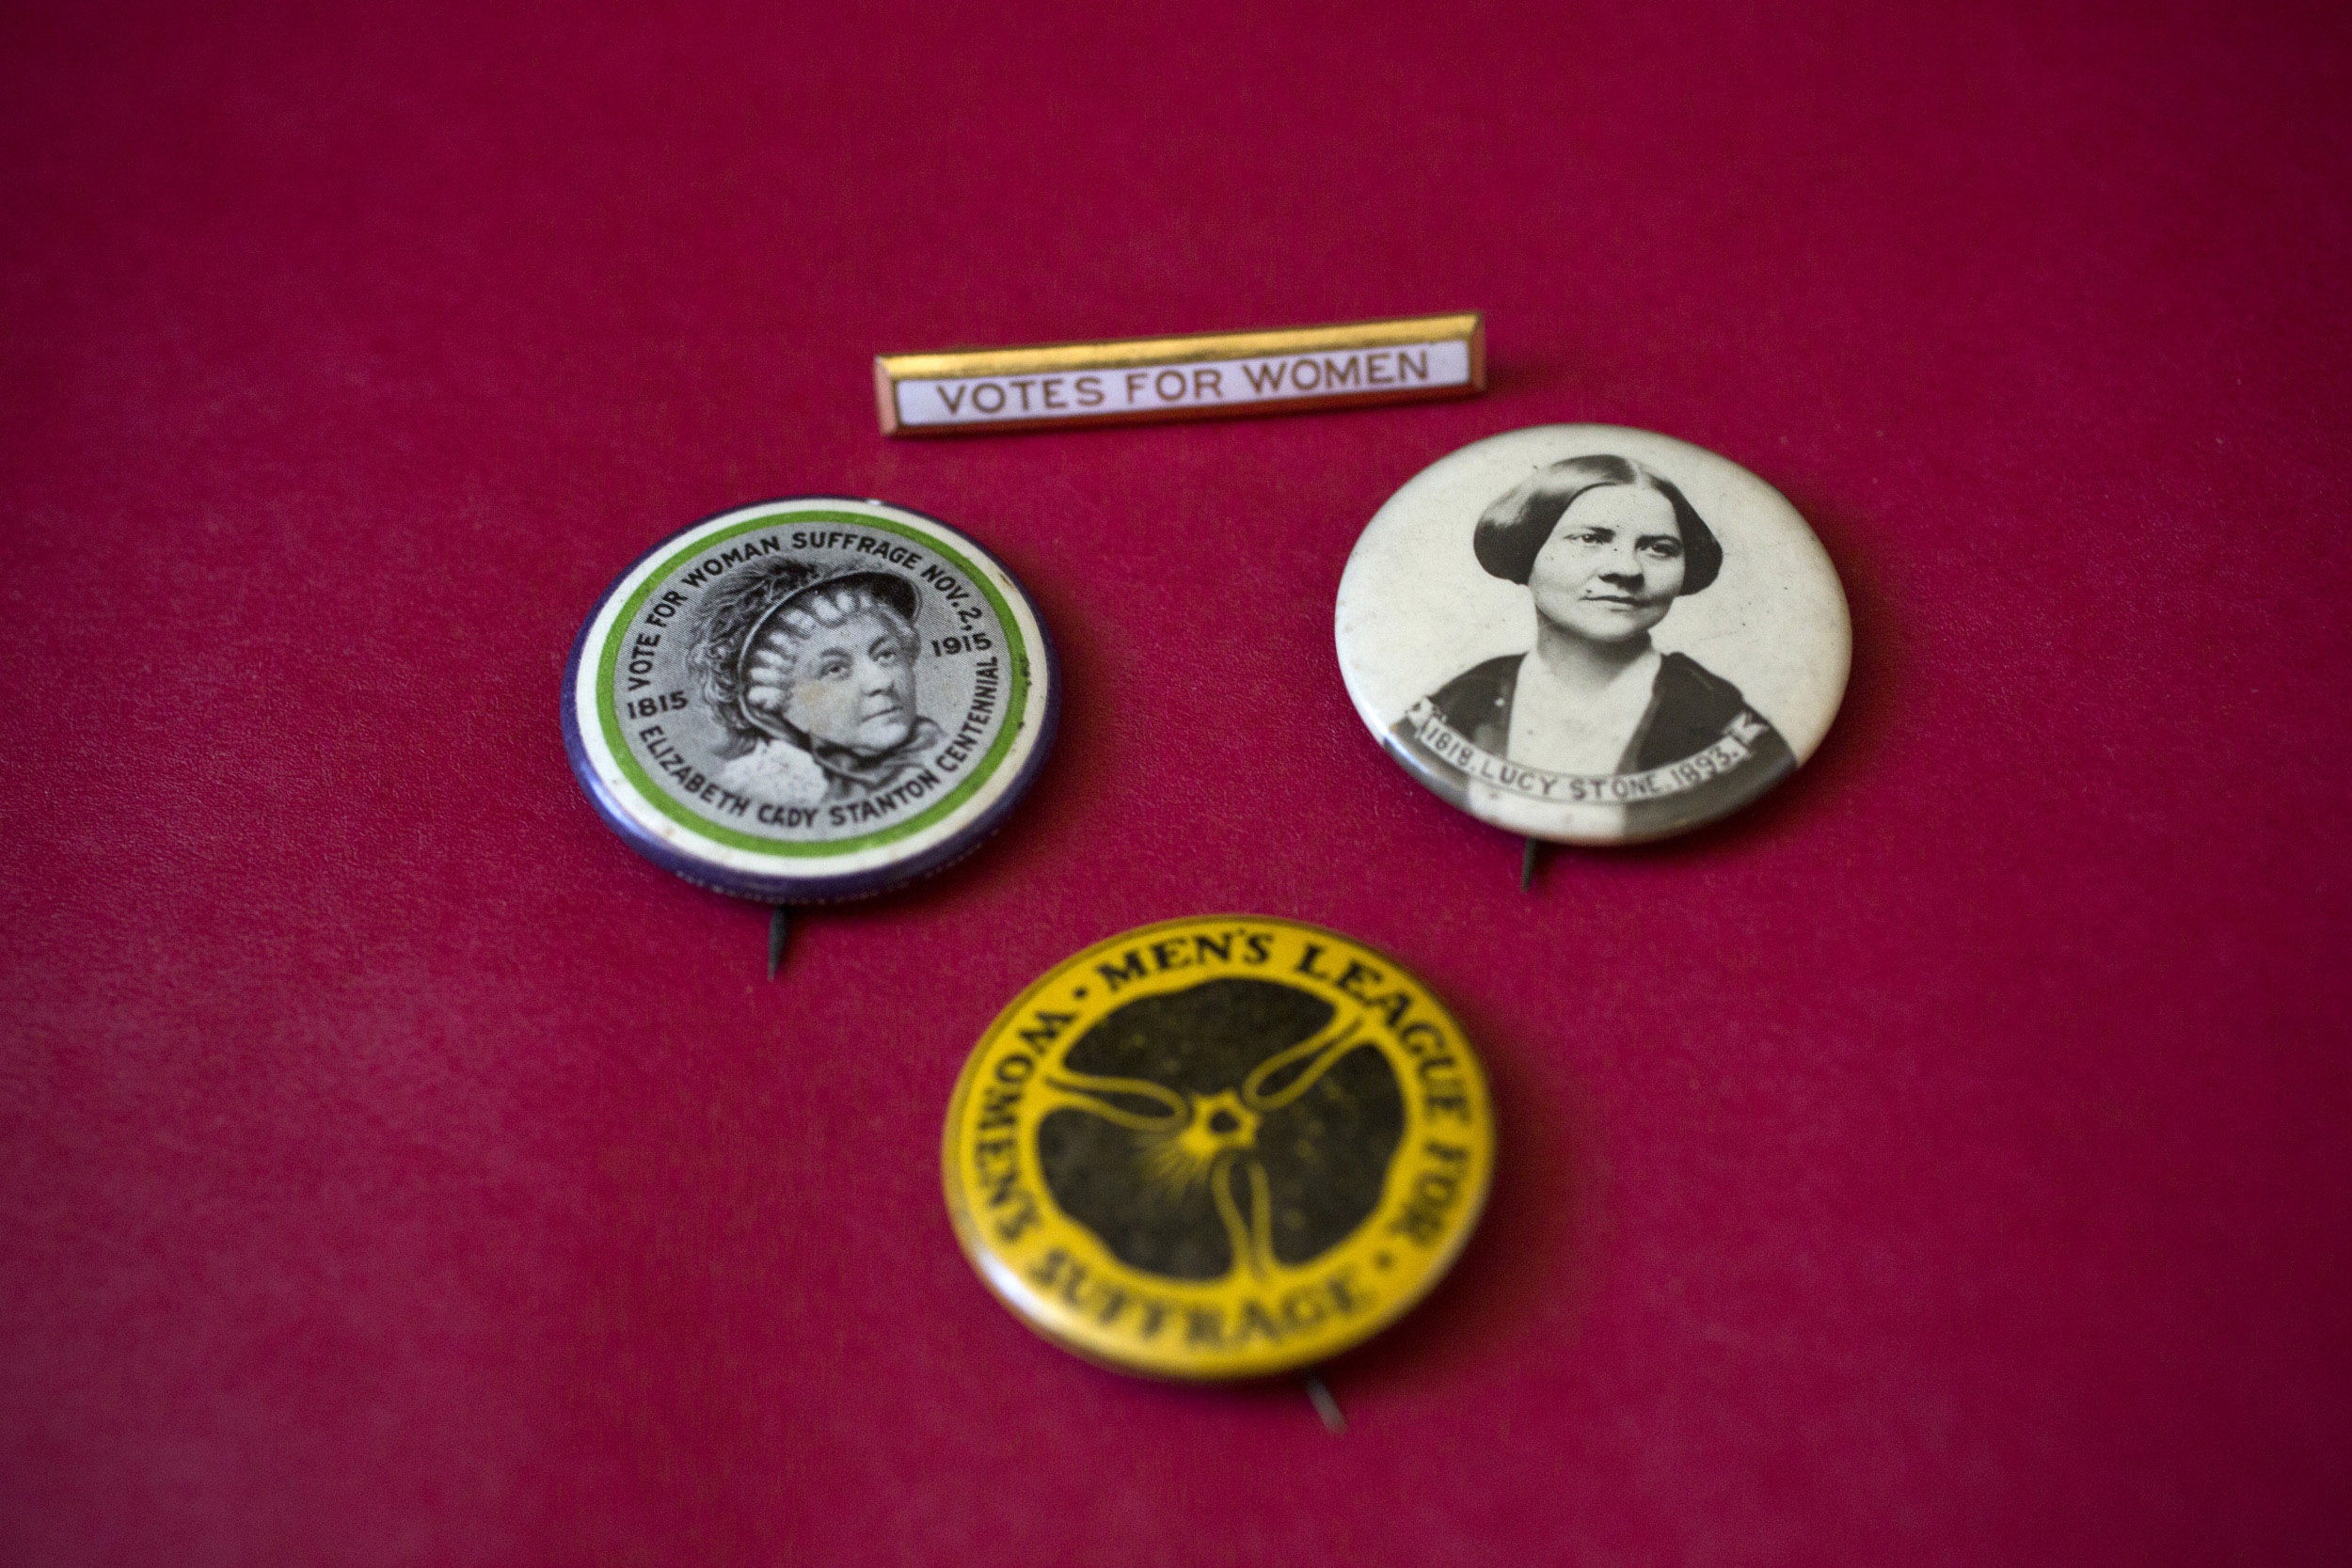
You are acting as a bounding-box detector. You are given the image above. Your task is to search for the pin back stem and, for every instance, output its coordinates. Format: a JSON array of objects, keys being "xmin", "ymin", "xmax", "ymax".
[
  {"xmin": 1303, "ymin": 1372, "xmax": 1346, "ymax": 1433},
  {"xmin": 768, "ymin": 905, "xmax": 791, "ymax": 979}
]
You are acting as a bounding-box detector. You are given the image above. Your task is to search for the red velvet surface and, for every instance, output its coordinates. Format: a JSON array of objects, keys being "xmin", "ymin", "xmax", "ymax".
[{"xmin": 5, "ymin": 3, "xmax": 2348, "ymax": 1563}]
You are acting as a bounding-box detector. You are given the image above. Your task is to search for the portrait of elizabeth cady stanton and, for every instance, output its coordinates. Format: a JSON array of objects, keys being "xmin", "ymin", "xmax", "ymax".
[
  {"xmin": 1395, "ymin": 453, "xmax": 1795, "ymax": 836},
  {"xmin": 688, "ymin": 558, "xmax": 946, "ymax": 810}
]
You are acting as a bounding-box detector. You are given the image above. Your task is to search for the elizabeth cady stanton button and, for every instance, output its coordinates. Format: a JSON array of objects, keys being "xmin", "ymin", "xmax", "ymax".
[
  {"xmin": 563, "ymin": 497, "xmax": 1058, "ymax": 903},
  {"xmin": 943, "ymin": 916, "xmax": 1494, "ymax": 1380},
  {"xmin": 1334, "ymin": 425, "xmax": 1850, "ymax": 847}
]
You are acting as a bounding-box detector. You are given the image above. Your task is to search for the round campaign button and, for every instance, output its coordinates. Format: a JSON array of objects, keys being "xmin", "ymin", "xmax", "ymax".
[
  {"xmin": 563, "ymin": 497, "xmax": 1057, "ymax": 903},
  {"xmin": 1336, "ymin": 426, "xmax": 1850, "ymax": 847},
  {"xmin": 944, "ymin": 916, "xmax": 1493, "ymax": 1380}
]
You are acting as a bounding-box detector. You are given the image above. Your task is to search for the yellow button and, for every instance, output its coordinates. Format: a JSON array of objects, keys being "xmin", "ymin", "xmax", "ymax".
[{"xmin": 943, "ymin": 916, "xmax": 1494, "ymax": 1380}]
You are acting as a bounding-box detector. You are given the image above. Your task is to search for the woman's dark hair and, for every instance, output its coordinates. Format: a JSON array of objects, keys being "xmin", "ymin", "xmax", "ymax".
[{"xmin": 1471, "ymin": 454, "xmax": 1721, "ymax": 594}]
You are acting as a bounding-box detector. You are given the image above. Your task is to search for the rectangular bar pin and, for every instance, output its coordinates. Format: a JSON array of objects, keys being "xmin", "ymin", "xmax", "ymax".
[{"xmin": 875, "ymin": 312, "xmax": 1485, "ymax": 436}]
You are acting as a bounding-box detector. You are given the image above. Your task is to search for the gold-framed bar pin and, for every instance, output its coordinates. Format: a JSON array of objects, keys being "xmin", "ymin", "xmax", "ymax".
[{"xmin": 875, "ymin": 312, "xmax": 1485, "ymax": 436}]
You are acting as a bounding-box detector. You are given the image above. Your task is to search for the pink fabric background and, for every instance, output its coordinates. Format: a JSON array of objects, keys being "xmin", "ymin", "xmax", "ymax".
[{"xmin": 5, "ymin": 3, "xmax": 2347, "ymax": 1562}]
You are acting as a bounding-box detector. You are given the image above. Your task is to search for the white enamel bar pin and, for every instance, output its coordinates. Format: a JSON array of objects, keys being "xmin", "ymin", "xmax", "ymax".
[{"xmin": 876, "ymin": 313, "xmax": 1486, "ymax": 436}]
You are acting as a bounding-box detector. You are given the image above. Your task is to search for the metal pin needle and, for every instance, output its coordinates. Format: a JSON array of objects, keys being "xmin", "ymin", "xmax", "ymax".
[
  {"xmin": 768, "ymin": 905, "xmax": 791, "ymax": 979},
  {"xmin": 1303, "ymin": 1372, "xmax": 1346, "ymax": 1433}
]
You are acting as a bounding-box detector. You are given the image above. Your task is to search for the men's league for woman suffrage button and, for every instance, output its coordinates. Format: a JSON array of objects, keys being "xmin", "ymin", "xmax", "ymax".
[
  {"xmin": 944, "ymin": 917, "xmax": 1493, "ymax": 1380},
  {"xmin": 1336, "ymin": 426, "xmax": 1851, "ymax": 847},
  {"xmin": 563, "ymin": 498, "xmax": 1057, "ymax": 906}
]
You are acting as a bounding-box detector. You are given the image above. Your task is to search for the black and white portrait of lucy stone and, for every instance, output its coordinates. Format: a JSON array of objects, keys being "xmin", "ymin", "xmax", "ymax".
[
  {"xmin": 1336, "ymin": 426, "xmax": 1851, "ymax": 846},
  {"xmin": 687, "ymin": 559, "xmax": 946, "ymax": 809}
]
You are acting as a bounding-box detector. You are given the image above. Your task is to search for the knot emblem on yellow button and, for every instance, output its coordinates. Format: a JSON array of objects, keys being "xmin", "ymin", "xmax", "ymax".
[{"xmin": 944, "ymin": 916, "xmax": 1493, "ymax": 1380}]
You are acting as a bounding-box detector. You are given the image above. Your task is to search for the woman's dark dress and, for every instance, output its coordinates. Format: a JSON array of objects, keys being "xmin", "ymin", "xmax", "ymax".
[{"xmin": 1391, "ymin": 651, "xmax": 1795, "ymax": 837}]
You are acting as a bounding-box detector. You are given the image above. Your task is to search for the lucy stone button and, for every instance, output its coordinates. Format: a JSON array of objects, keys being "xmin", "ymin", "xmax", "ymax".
[
  {"xmin": 944, "ymin": 916, "xmax": 1493, "ymax": 1380},
  {"xmin": 563, "ymin": 497, "xmax": 1057, "ymax": 903},
  {"xmin": 1335, "ymin": 425, "xmax": 1851, "ymax": 847}
]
